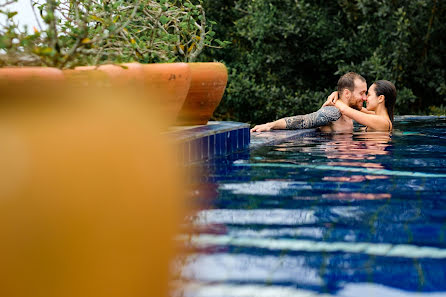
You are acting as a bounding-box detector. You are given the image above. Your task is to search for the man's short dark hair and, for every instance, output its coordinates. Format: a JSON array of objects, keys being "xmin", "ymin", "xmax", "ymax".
[{"xmin": 337, "ymin": 72, "xmax": 366, "ymax": 94}]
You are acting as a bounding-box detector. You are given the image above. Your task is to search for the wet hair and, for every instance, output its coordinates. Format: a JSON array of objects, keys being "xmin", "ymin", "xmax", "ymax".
[
  {"xmin": 373, "ymin": 80, "xmax": 397, "ymax": 122},
  {"xmin": 337, "ymin": 72, "xmax": 366, "ymax": 94}
]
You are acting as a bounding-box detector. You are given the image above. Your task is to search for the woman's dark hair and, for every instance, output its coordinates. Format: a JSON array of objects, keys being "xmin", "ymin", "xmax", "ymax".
[{"xmin": 373, "ymin": 80, "xmax": 397, "ymax": 122}]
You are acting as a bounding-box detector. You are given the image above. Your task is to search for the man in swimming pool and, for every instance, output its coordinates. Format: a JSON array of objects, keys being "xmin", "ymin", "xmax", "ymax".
[{"xmin": 250, "ymin": 72, "xmax": 368, "ymax": 133}]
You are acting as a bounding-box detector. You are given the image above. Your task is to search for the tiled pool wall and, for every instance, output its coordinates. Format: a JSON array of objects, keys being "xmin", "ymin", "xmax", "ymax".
[
  {"xmin": 169, "ymin": 116, "xmax": 446, "ymax": 164},
  {"xmin": 168, "ymin": 121, "xmax": 250, "ymax": 164}
]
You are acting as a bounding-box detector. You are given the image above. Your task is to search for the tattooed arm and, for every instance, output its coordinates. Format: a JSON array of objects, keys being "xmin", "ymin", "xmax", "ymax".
[
  {"xmin": 283, "ymin": 106, "xmax": 341, "ymax": 129},
  {"xmin": 250, "ymin": 106, "xmax": 341, "ymax": 132}
]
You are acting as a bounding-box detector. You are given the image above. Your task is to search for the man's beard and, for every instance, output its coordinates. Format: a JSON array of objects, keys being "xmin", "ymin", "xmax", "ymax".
[{"xmin": 349, "ymin": 101, "xmax": 363, "ymax": 111}]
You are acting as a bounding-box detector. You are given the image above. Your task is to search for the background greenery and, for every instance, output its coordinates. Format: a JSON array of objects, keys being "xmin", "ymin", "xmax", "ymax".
[
  {"xmin": 201, "ymin": 0, "xmax": 446, "ymax": 123},
  {"xmin": 0, "ymin": 0, "xmax": 225, "ymax": 68},
  {"xmin": 1, "ymin": 0, "xmax": 444, "ymax": 120}
]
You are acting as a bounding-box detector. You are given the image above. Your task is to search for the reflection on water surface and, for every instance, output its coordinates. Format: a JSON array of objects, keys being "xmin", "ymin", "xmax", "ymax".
[{"xmin": 175, "ymin": 118, "xmax": 446, "ymax": 297}]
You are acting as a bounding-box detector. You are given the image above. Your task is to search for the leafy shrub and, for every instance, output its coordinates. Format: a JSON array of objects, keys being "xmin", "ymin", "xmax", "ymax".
[
  {"xmin": 428, "ymin": 105, "xmax": 446, "ymax": 116},
  {"xmin": 203, "ymin": 0, "xmax": 446, "ymax": 122},
  {"xmin": 0, "ymin": 0, "xmax": 221, "ymax": 68}
]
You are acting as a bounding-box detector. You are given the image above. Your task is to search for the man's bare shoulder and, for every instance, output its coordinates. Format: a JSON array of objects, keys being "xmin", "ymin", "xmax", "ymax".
[{"xmin": 320, "ymin": 106, "xmax": 355, "ymax": 132}]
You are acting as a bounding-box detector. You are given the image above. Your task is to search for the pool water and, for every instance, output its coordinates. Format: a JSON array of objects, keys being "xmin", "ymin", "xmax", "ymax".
[{"xmin": 175, "ymin": 117, "xmax": 446, "ymax": 297}]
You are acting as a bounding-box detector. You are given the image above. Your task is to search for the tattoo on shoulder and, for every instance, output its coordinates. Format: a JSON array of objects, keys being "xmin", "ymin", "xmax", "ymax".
[{"xmin": 284, "ymin": 106, "xmax": 341, "ymax": 129}]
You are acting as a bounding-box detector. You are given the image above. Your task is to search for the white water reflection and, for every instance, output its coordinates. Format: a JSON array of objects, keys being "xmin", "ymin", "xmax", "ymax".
[
  {"xmin": 194, "ymin": 209, "xmax": 317, "ymax": 225},
  {"xmin": 180, "ymin": 253, "xmax": 322, "ymax": 286},
  {"xmin": 187, "ymin": 234, "xmax": 446, "ymax": 258},
  {"xmin": 340, "ymin": 283, "xmax": 446, "ymax": 297},
  {"xmin": 227, "ymin": 227, "xmax": 324, "ymax": 239},
  {"xmin": 322, "ymin": 192, "xmax": 391, "ymax": 200},
  {"xmin": 329, "ymin": 206, "xmax": 363, "ymax": 219},
  {"xmin": 219, "ymin": 181, "xmax": 311, "ymax": 196},
  {"xmin": 177, "ymin": 282, "xmax": 446, "ymax": 297}
]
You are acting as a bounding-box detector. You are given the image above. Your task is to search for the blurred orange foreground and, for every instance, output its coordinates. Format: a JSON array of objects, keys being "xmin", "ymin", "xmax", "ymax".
[{"xmin": 0, "ymin": 69, "xmax": 186, "ymax": 297}]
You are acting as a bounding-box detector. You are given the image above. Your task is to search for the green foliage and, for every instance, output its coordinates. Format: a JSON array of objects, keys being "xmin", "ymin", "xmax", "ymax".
[
  {"xmin": 1, "ymin": 0, "xmax": 131, "ymax": 68},
  {"xmin": 428, "ymin": 105, "xmax": 446, "ymax": 116},
  {"xmin": 98, "ymin": 0, "xmax": 226, "ymax": 63},
  {"xmin": 0, "ymin": 0, "xmax": 222, "ymax": 68},
  {"xmin": 203, "ymin": 0, "xmax": 446, "ymax": 122}
]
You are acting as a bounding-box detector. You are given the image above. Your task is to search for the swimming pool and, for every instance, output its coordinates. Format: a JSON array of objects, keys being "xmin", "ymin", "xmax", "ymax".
[{"xmin": 175, "ymin": 117, "xmax": 446, "ymax": 297}]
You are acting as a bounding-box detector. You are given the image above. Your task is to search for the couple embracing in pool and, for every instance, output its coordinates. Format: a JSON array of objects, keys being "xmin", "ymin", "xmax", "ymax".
[{"xmin": 250, "ymin": 72, "xmax": 397, "ymax": 133}]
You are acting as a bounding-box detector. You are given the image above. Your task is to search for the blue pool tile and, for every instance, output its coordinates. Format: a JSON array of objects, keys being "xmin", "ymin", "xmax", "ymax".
[
  {"xmin": 243, "ymin": 128, "xmax": 250, "ymax": 148},
  {"xmin": 215, "ymin": 133, "xmax": 220, "ymax": 155},
  {"xmin": 209, "ymin": 135, "xmax": 215, "ymax": 158},
  {"xmin": 168, "ymin": 121, "xmax": 250, "ymax": 163},
  {"xmin": 238, "ymin": 128, "xmax": 244, "ymax": 149},
  {"xmin": 190, "ymin": 138, "xmax": 202, "ymax": 162},
  {"xmin": 223, "ymin": 132, "xmax": 229, "ymax": 156},
  {"xmin": 216, "ymin": 132, "xmax": 224, "ymax": 156},
  {"xmin": 230, "ymin": 130, "xmax": 238, "ymax": 152},
  {"xmin": 224, "ymin": 132, "xmax": 230, "ymax": 155},
  {"xmin": 202, "ymin": 136, "xmax": 209, "ymax": 160},
  {"xmin": 223, "ymin": 132, "xmax": 232, "ymax": 155}
]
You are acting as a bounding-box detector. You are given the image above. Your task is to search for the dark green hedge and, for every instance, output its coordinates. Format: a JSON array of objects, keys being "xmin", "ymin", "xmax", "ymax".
[{"xmin": 200, "ymin": 0, "xmax": 446, "ymax": 123}]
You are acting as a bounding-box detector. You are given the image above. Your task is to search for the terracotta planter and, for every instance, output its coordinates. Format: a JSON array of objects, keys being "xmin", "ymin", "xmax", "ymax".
[
  {"xmin": 0, "ymin": 67, "xmax": 65, "ymax": 99},
  {"xmin": 176, "ymin": 62, "xmax": 228, "ymax": 126},
  {"xmin": 0, "ymin": 76, "xmax": 185, "ymax": 297},
  {"xmin": 140, "ymin": 63, "xmax": 191, "ymax": 124},
  {"xmin": 73, "ymin": 62, "xmax": 192, "ymax": 125},
  {"xmin": 0, "ymin": 66, "xmax": 64, "ymax": 81},
  {"xmin": 63, "ymin": 68, "xmax": 111, "ymax": 88},
  {"xmin": 74, "ymin": 62, "xmax": 144, "ymax": 88}
]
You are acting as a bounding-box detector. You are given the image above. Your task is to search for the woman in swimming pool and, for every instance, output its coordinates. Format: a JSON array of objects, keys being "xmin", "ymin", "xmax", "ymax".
[{"xmin": 324, "ymin": 80, "xmax": 396, "ymax": 131}]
